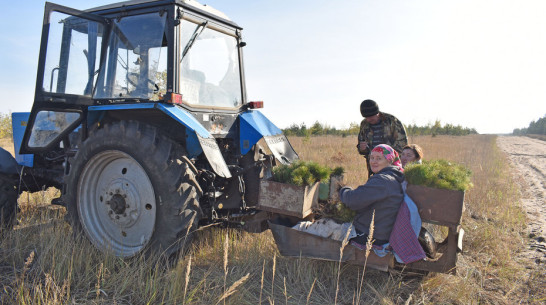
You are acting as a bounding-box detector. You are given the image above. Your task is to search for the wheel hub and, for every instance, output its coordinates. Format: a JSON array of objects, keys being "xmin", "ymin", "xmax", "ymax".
[
  {"xmin": 103, "ymin": 179, "xmax": 142, "ymax": 226},
  {"xmin": 108, "ymin": 194, "xmax": 126, "ymax": 214}
]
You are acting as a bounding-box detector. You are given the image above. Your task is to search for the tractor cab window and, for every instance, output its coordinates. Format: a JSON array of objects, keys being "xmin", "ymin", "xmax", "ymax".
[
  {"xmin": 43, "ymin": 12, "xmax": 105, "ymax": 96},
  {"xmin": 28, "ymin": 111, "xmax": 80, "ymax": 148},
  {"xmin": 95, "ymin": 13, "xmax": 167, "ymax": 100},
  {"xmin": 179, "ymin": 19, "xmax": 242, "ymax": 108}
]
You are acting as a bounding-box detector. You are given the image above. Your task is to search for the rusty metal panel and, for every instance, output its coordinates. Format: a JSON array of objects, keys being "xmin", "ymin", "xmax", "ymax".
[
  {"xmin": 268, "ymin": 221, "xmax": 393, "ymax": 272},
  {"xmin": 346, "ymin": 249, "xmax": 394, "ymax": 272},
  {"xmin": 257, "ymin": 181, "xmax": 319, "ymax": 218},
  {"xmin": 406, "ymin": 184, "xmax": 465, "ymax": 227}
]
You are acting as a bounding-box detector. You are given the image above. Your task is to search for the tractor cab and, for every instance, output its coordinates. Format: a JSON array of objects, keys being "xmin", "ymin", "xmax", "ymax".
[
  {"xmin": 37, "ymin": 0, "xmax": 243, "ymax": 104},
  {"xmin": 21, "ymin": 0, "xmax": 275, "ymax": 155}
]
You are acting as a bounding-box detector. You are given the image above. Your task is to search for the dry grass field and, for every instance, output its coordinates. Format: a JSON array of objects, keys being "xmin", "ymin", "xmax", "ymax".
[
  {"xmin": 0, "ymin": 138, "xmax": 14, "ymax": 155},
  {"xmin": 1, "ymin": 135, "xmax": 544, "ymax": 304}
]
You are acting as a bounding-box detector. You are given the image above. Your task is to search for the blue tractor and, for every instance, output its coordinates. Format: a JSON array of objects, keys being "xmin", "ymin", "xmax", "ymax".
[{"xmin": 0, "ymin": 0, "xmax": 298, "ymax": 257}]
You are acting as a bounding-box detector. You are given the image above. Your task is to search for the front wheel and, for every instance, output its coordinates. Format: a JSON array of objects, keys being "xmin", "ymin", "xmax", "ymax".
[{"xmin": 64, "ymin": 121, "xmax": 201, "ymax": 257}]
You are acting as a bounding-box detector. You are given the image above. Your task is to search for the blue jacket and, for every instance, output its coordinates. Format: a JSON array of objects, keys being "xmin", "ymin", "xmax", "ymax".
[{"xmin": 339, "ymin": 165, "xmax": 404, "ymax": 240}]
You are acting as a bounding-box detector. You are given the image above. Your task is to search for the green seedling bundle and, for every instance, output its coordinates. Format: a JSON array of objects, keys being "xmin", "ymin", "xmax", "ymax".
[
  {"xmin": 404, "ymin": 159, "xmax": 473, "ymax": 191},
  {"xmin": 272, "ymin": 161, "xmax": 344, "ymax": 186}
]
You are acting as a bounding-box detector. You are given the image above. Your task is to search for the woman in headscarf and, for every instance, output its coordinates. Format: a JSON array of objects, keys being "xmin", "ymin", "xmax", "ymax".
[{"xmin": 339, "ymin": 144, "xmax": 405, "ymax": 246}]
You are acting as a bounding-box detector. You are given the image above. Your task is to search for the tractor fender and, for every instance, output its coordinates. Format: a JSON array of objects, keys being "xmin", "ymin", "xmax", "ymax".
[
  {"xmin": 0, "ymin": 148, "xmax": 19, "ymax": 176},
  {"xmin": 239, "ymin": 110, "xmax": 299, "ymax": 165},
  {"xmin": 88, "ymin": 103, "xmax": 231, "ymax": 178}
]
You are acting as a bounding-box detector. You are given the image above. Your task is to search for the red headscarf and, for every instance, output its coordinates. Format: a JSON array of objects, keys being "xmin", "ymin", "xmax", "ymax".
[{"xmin": 371, "ymin": 144, "xmax": 404, "ymax": 172}]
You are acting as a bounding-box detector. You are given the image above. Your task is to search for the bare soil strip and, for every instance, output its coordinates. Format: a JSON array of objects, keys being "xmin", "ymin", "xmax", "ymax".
[{"xmin": 497, "ymin": 136, "xmax": 546, "ymax": 265}]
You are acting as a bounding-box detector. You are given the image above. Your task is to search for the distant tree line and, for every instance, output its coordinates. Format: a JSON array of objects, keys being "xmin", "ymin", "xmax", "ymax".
[
  {"xmin": 282, "ymin": 120, "xmax": 478, "ymax": 137},
  {"xmin": 282, "ymin": 122, "xmax": 360, "ymax": 137},
  {"xmin": 513, "ymin": 114, "xmax": 546, "ymax": 135},
  {"xmin": 405, "ymin": 120, "xmax": 478, "ymax": 136}
]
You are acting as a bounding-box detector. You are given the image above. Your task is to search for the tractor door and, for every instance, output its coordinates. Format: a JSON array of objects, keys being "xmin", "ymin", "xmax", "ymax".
[{"xmin": 20, "ymin": 3, "xmax": 109, "ymax": 154}]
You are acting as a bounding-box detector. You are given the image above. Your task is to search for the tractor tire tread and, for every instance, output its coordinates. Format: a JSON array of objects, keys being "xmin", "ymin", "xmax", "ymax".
[{"xmin": 0, "ymin": 174, "xmax": 18, "ymax": 230}]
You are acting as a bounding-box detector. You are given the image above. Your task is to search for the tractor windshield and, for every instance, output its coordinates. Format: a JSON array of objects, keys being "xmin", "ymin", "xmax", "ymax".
[
  {"xmin": 95, "ymin": 12, "xmax": 167, "ymax": 100},
  {"xmin": 179, "ymin": 19, "xmax": 242, "ymax": 108}
]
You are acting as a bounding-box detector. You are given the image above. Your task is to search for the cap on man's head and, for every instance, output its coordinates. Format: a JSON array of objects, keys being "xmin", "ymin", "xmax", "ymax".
[{"xmin": 360, "ymin": 99, "xmax": 379, "ymax": 117}]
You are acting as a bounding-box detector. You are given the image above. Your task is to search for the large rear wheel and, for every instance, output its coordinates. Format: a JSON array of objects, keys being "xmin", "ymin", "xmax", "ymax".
[
  {"xmin": 0, "ymin": 174, "xmax": 17, "ymax": 231},
  {"xmin": 64, "ymin": 121, "xmax": 201, "ymax": 257}
]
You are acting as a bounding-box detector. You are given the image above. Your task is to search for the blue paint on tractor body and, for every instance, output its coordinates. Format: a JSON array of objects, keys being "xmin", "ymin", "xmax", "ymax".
[
  {"xmin": 88, "ymin": 103, "xmax": 212, "ymax": 158},
  {"xmin": 11, "ymin": 112, "xmax": 34, "ymax": 167},
  {"xmin": 239, "ymin": 110, "xmax": 283, "ymax": 155}
]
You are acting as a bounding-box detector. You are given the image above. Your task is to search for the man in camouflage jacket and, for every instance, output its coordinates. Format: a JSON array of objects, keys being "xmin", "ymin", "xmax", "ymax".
[{"xmin": 357, "ymin": 99, "xmax": 408, "ymax": 176}]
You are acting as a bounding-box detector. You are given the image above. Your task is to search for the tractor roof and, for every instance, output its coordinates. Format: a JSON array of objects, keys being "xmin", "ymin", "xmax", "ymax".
[{"xmin": 84, "ymin": 0, "xmax": 239, "ymax": 28}]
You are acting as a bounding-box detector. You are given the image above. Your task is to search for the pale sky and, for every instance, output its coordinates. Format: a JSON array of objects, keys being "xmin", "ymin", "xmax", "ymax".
[{"xmin": 1, "ymin": 0, "xmax": 545, "ymax": 134}]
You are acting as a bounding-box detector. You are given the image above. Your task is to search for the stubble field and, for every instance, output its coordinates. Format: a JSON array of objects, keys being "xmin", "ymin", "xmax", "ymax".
[{"xmin": 0, "ymin": 134, "xmax": 544, "ymax": 304}]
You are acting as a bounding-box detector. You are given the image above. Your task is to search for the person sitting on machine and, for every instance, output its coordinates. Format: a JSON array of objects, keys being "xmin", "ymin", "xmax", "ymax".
[{"xmin": 339, "ymin": 144, "xmax": 405, "ymax": 246}]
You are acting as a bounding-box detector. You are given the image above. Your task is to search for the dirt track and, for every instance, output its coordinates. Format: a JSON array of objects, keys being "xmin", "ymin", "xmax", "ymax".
[{"xmin": 497, "ymin": 136, "xmax": 546, "ymax": 264}]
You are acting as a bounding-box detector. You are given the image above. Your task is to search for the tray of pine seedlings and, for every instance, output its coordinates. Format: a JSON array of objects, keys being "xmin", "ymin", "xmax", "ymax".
[
  {"xmin": 404, "ymin": 159, "xmax": 472, "ymax": 226},
  {"xmin": 257, "ymin": 161, "xmax": 343, "ymax": 218}
]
